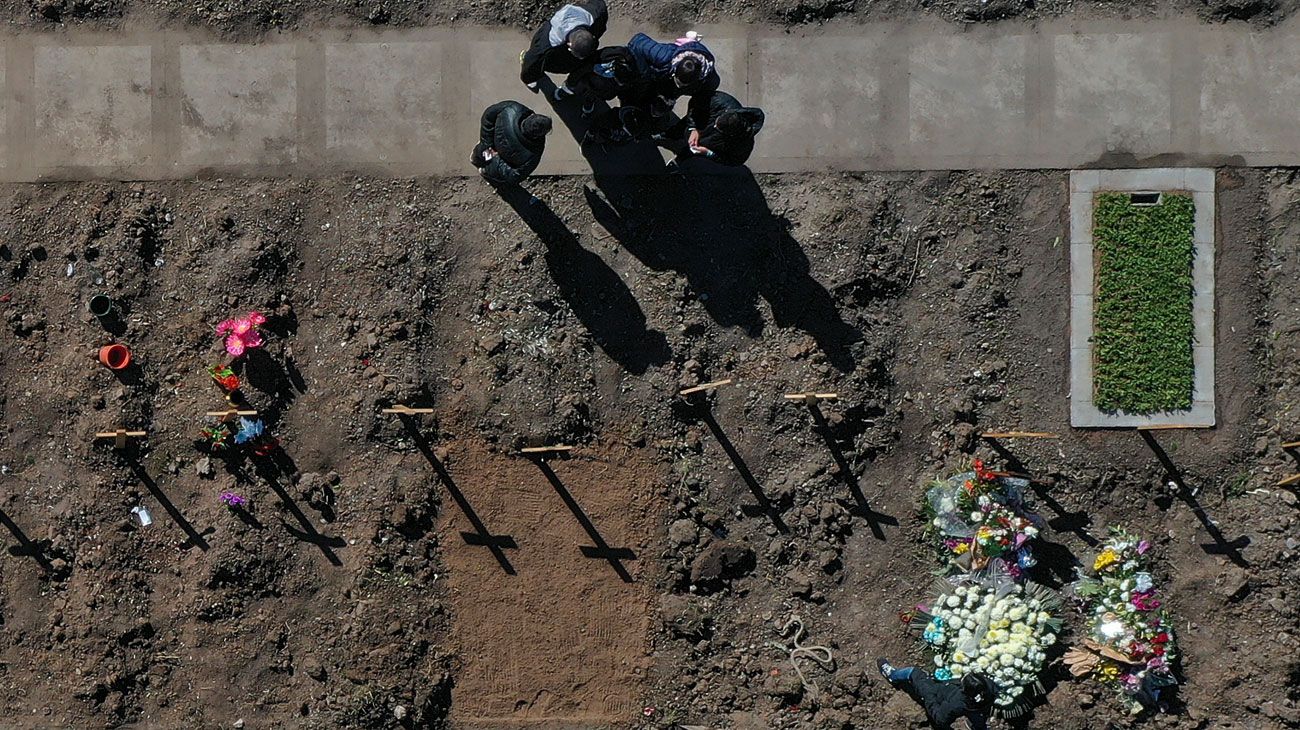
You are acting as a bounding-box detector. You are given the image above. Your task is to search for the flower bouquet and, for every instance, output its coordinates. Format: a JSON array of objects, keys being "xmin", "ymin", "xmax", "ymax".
[
  {"xmin": 234, "ymin": 417, "xmax": 277, "ymax": 456},
  {"xmin": 923, "ymin": 460, "xmax": 1043, "ymax": 577},
  {"xmin": 1066, "ymin": 529, "xmax": 1178, "ymax": 715},
  {"xmin": 216, "ymin": 311, "xmax": 267, "ymax": 357},
  {"xmin": 200, "ymin": 424, "xmax": 233, "ymax": 452},
  {"xmin": 220, "ymin": 492, "xmax": 249, "ymax": 510},
  {"xmin": 207, "ymin": 364, "xmax": 240, "ymax": 393},
  {"xmin": 911, "ymin": 570, "xmax": 1063, "ymax": 717}
]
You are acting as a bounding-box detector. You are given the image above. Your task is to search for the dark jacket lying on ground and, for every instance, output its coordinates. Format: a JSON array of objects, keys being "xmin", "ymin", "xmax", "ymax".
[
  {"xmin": 520, "ymin": 0, "xmax": 610, "ymax": 84},
  {"xmin": 474, "ymin": 101, "xmax": 545, "ymax": 184},
  {"xmin": 686, "ymin": 91, "xmax": 765, "ymax": 166},
  {"xmin": 897, "ymin": 672, "xmax": 990, "ymax": 730},
  {"xmin": 624, "ymin": 32, "xmax": 720, "ymax": 102}
]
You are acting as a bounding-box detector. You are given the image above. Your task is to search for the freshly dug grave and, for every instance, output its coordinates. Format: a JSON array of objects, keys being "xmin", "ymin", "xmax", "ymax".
[{"xmin": 0, "ymin": 168, "xmax": 1296, "ymax": 730}]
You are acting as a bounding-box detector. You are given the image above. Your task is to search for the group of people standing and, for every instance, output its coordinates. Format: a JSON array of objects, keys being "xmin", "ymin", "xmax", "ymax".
[{"xmin": 472, "ymin": 0, "xmax": 766, "ymax": 184}]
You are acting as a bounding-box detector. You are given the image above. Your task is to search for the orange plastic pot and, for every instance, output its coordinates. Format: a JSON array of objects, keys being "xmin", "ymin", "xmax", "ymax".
[{"xmin": 98, "ymin": 344, "xmax": 131, "ymax": 370}]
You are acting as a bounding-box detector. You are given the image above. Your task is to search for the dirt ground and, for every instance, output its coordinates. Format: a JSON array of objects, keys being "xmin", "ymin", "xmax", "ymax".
[
  {"xmin": 1, "ymin": 165, "xmax": 1298, "ymax": 730},
  {"xmin": 1, "ymin": 0, "xmax": 1296, "ymax": 39},
  {"xmin": 0, "ymin": 2, "xmax": 1297, "ymax": 729}
]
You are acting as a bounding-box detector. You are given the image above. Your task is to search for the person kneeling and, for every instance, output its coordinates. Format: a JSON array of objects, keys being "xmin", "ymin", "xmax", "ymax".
[
  {"xmin": 678, "ymin": 91, "xmax": 764, "ymax": 167},
  {"xmin": 471, "ymin": 101, "xmax": 552, "ymax": 185},
  {"xmin": 877, "ymin": 657, "xmax": 995, "ymax": 730}
]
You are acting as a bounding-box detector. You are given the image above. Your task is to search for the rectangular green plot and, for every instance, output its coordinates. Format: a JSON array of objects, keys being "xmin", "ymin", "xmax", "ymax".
[{"xmin": 1092, "ymin": 192, "xmax": 1196, "ymax": 414}]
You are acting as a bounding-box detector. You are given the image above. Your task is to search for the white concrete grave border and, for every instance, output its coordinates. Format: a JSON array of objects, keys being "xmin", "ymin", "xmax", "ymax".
[{"xmin": 1069, "ymin": 169, "xmax": 1215, "ymax": 428}]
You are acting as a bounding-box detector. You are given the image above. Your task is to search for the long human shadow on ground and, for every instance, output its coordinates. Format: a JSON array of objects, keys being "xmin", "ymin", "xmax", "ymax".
[
  {"xmin": 594, "ymin": 172, "xmax": 860, "ymax": 371},
  {"xmin": 1140, "ymin": 431, "xmax": 1250, "ymax": 567},
  {"xmin": 538, "ymin": 83, "xmax": 863, "ymax": 371},
  {"xmin": 537, "ymin": 85, "xmax": 861, "ymax": 372},
  {"xmin": 402, "ymin": 418, "xmax": 518, "ymax": 575},
  {"xmin": 802, "ymin": 400, "xmax": 897, "ymax": 540},
  {"xmin": 527, "ymin": 456, "xmax": 636, "ymax": 583},
  {"xmin": 492, "ymin": 182, "xmax": 670, "ymax": 374}
]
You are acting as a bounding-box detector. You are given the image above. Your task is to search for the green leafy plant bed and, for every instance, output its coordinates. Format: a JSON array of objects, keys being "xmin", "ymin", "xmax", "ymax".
[{"xmin": 1092, "ymin": 192, "xmax": 1195, "ymax": 414}]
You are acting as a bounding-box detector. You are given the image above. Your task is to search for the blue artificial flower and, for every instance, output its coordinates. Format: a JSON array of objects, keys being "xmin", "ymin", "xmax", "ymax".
[
  {"xmin": 934, "ymin": 668, "xmax": 953, "ymax": 681},
  {"xmin": 234, "ymin": 417, "xmax": 266, "ymax": 445}
]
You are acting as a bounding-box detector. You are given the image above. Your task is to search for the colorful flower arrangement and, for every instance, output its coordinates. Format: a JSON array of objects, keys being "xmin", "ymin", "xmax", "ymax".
[
  {"xmin": 912, "ymin": 573, "xmax": 1063, "ymax": 715},
  {"xmin": 1067, "ymin": 529, "xmax": 1178, "ymax": 715},
  {"xmin": 235, "ymin": 417, "xmax": 278, "ymax": 456},
  {"xmin": 201, "ymin": 424, "xmax": 233, "ymax": 452},
  {"xmin": 220, "ymin": 492, "xmax": 249, "ymax": 509},
  {"xmin": 216, "ymin": 311, "xmax": 267, "ymax": 357},
  {"xmin": 923, "ymin": 460, "xmax": 1043, "ymax": 577},
  {"xmin": 207, "ymin": 364, "xmax": 240, "ymax": 392},
  {"xmin": 198, "ymin": 418, "xmax": 276, "ymax": 456}
]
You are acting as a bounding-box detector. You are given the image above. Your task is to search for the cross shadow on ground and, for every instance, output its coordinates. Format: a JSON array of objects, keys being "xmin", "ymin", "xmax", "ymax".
[
  {"xmin": 126, "ymin": 456, "xmax": 213, "ymax": 551},
  {"xmin": 679, "ymin": 397, "xmax": 789, "ymax": 533},
  {"xmin": 538, "ymin": 83, "xmax": 861, "ymax": 373},
  {"xmin": 984, "ymin": 436, "xmax": 1100, "ymax": 548},
  {"xmin": 402, "ymin": 418, "xmax": 518, "ymax": 576},
  {"xmin": 1140, "ymin": 430, "xmax": 1250, "ymax": 566},
  {"xmin": 252, "ymin": 450, "xmax": 345, "ymax": 567},
  {"xmin": 0, "ymin": 505, "xmax": 56, "ymax": 575},
  {"xmin": 527, "ymin": 455, "xmax": 636, "ymax": 583},
  {"xmin": 491, "ymin": 182, "xmax": 670, "ymax": 375},
  {"xmin": 802, "ymin": 400, "xmax": 897, "ymax": 540}
]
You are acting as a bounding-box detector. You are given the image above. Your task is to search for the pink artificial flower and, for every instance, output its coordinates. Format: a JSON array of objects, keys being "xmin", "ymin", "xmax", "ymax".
[
  {"xmin": 248, "ymin": 311, "xmax": 267, "ymax": 326},
  {"xmin": 1137, "ymin": 540, "xmax": 1152, "ymax": 555},
  {"xmin": 226, "ymin": 334, "xmax": 246, "ymax": 357},
  {"xmin": 244, "ymin": 330, "xmax": 263, "ymax": 349},
  {"xmin": 233, "ymin": 318, "xmax": 253, "ymax": 336},
  {"xmin": 1131, "ymin": 592, "xmax": 1161, "ymax": 611},
  {"xmin": 216, "ymin": 319, "xmax": 236, "ymax": 335}
]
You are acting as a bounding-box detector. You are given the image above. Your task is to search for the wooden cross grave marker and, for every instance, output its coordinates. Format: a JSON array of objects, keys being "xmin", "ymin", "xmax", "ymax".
[
  {"xmin": 679, "ymin": 379, "xmax": 732, "ymax": 397},
  {"xmin": 205, "ymin": 408, "xmax": 257, "ymax": 422},
  {"xmin": 381, "ymin": 405, "xmax": 436, "ymax": 416},
  {"xmin": 95, "ymin": 428, "xmax": 147, "ymax": 449},
  {"xmin": 784, "ymin": 392, "xmax": 839, "ymax": 404},
  {"xmin": 519, "ymin": 445, "xmax": 574, "ymax": 459}
]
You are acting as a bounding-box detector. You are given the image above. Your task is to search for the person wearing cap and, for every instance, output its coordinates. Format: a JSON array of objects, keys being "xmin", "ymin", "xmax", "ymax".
[
  {"xmin": 877, "ymin": 657, "xmax": 995, "ymax": 730},
  {"xmin": 471, "ymin": 101, "xmax": 552, "ymax": 185},
  {"xmin": 520, "ymin": 0, "xmax": 609, "ymax": 93}
]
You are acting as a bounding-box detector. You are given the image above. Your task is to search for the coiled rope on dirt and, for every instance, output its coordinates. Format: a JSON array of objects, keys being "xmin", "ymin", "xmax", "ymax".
[{"xmin": 765, "ymin": 616, "xmax": 836, "ymax": 698}]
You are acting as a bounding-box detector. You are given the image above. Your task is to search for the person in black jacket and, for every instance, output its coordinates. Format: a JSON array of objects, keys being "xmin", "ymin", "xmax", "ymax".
[
  {"xmin": 877, "ymin": 658, "xmax": 995, "ymax": 730},
  {"xmin": 520, "ymin": 0, "xmax": 609, "ymax": 93},
  {"xmin": 675, "ymin": 91, "xmax": 764, "ymax": 166},
  {"xmin": 562, "ymin": 45, "xmax": 636, "ymax": 115},
  {"xmin": 471, "ymin": 101, "xmax": 552, "ymax": 185}
]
